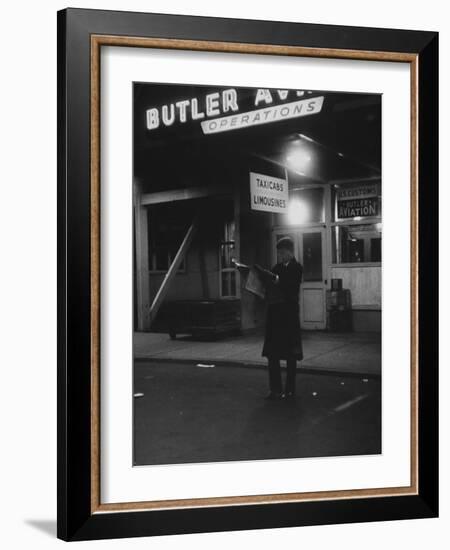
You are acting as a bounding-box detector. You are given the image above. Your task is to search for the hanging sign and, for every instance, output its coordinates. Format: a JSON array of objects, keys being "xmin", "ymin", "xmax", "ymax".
[{"xmin": 250, "ymin": 172, "xmax": 288, "ymax": 213}]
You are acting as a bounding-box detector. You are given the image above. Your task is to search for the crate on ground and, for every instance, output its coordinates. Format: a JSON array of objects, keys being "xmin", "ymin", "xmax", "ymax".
[
  {"xmin": 154, "ymin": 299, "xmax": 242, "ymax": 340},
  {"xmin": 327, "ymin": 309, "xmax": 353, "ymax": 332},
  {"xmin": 326, "ymin": 289, "xmax": 352, "ymax": 310}
]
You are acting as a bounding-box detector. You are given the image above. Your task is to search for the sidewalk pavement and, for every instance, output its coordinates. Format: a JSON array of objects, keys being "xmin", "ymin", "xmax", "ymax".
[{"xmin": 134, "ymin": 330, "xmax": 381, "ymax": 377}]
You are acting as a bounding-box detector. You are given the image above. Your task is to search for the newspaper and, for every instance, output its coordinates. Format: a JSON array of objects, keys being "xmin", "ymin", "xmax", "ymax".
[
  {"xmin": 232, "ymin": 260, "xmax": 276, "ymax": 300},
  {"xmin": 245, "ymin": 269, "xmax": 266, "ymax": 299}
]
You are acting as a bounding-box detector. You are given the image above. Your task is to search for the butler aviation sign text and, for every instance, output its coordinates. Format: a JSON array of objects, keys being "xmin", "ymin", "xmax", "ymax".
[{"xmin": 145, "ymin": 88, "xmax": 324, "ymax": 134}]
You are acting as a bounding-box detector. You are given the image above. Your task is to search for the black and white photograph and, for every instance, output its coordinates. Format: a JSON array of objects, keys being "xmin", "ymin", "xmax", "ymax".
[
  {"xmin": 0, "ymin": 0, "xmax": 441, "ymax": 545},
  {"xmin": 132, "ymin": 82, "xmax": 382, "ymax": 466}
]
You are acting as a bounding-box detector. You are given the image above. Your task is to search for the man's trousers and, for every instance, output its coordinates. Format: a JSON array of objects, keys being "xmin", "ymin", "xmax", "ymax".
[{"xmin": 267, "ymin": 356, "xmax": 297, "ymax": 394}]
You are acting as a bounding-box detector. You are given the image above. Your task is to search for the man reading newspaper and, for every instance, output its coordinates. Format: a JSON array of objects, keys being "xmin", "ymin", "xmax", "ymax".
[{"xmin": 234, "ymin": 236, "xmax": 303, "ymax": 400}]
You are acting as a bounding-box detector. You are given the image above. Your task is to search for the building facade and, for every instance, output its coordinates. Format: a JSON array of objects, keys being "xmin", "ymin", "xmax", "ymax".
[{"xmin": 133, "ymin": 84, "xmax": 382, "ymax": 335}]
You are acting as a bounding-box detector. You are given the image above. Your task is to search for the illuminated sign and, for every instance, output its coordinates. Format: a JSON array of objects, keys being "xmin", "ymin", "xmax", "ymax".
[
  {"xmin": 202, "ymin": 97, "xmax": 324, "ymax": 134},
  {"xmin": 337, "ymin": 183, "xmax": 380, "ymax": 218},
  {"xmin": 145, "ymin": 88, "xmax": 324, "ymax": 132},
  {"xmin": 338, "ymin": 198, "xmax": 378, "ymax": 218},
  {"xmin": 146, "ymin": 89, "xmax": 239, "ymax": 130},
  {"xmin": 250, "ymin": 172, "xmax": 288, "ymax": 213},
  {"xmin": 336, "ymin": 184, "xmax": 379, "ymax": 200}
]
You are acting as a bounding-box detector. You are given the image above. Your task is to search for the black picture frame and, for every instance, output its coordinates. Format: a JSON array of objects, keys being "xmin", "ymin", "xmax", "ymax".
[{"xmin": 57, "ymin": 7, "xmax": 438, "ymax": 541}]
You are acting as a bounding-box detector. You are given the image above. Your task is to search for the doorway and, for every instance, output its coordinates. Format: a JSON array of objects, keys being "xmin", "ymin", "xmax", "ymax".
[{"xmin": 273, "ymin": 227, "xmax": 327, "ymax": 330}]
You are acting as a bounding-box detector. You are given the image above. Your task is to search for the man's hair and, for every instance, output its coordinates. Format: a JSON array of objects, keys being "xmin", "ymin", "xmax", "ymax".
[{"xmin": 276, "ymin": 236, "xmax": 294, "ymax": 253}]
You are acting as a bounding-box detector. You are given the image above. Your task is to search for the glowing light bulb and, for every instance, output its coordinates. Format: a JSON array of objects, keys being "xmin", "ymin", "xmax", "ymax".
[
  {"xmin": 286, "ymin": 149, "xmax": 312, "ymax": 171},
  {"xmin": 287, "ymin": 199, "xmax": 310, "ymax": 225}
]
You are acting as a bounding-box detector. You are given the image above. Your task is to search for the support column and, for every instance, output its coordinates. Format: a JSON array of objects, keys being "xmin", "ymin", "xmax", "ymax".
[
  {"xmin": 134, "ymin": 183, "xmax": 151, "ymax": 331},
  {"xmin": 198, "ymin": 237, "xmax": 210, "ymax": 300}
]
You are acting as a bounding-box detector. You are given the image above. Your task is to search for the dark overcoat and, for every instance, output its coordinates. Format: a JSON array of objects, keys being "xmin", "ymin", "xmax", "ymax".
[{"xmin": 261, "ymin": 258, "xmax": 303, "ymax": 360}]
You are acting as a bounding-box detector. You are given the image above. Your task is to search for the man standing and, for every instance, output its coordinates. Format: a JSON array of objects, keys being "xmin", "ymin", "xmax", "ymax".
[{"xmin": 261, "ymin": 237, "xmax": 303, "ymax": 400}]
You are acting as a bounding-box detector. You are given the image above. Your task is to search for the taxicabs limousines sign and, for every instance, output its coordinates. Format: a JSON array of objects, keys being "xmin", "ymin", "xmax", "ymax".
[{"xmin": 250, "ymin": 172, "xmax": 288, "ymax": 213}]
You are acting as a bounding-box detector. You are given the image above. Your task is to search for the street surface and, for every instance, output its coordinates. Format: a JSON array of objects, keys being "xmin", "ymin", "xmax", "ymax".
[{"xmin": 133, "ymin": 360, "xmax": 381, "ymax": 466}]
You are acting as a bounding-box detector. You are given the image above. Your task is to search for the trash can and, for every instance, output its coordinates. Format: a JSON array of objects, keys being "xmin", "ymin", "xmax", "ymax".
[{"xmin": 326, "ymin": 289, "xmax": 352, "ymax": 331}]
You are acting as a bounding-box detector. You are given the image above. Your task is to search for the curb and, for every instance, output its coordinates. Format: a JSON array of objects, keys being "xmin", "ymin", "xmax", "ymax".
[{"xmin": 134, "ymin": 355, "xmax": 381, "ymax": 380}]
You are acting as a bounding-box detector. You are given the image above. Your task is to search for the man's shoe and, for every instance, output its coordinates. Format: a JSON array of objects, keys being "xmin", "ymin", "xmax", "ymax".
[
  {"xmin": 284, "ymin": 391, "xmax": 296, "ymax": 399},
  {"xmin": 264, "ymin": 391, "xmax": 284, "ymax": 400}
]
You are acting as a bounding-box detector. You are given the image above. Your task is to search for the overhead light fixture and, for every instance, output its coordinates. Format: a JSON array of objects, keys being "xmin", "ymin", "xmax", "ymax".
[
  {"xmin": 287, "ymin": 199, "xmax": 310, "ymax": 225},
  {"xmin": 286, "ymin": 149, "xmax": 312, "ymax": 171},
  {"xmin": 298, "ymin": 133, "xmax": 314, "ymax": 142}
]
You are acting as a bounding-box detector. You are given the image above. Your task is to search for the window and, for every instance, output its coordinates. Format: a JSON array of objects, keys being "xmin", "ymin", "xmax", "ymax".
[
  {"xmin": 371, "ymin": 237, "xmax": 382, "ymax": 262},
  {"xmin": 332, "ymin": 223, "xmax": 382, "ymax": 264},
  {"xmin": 302, "ymin": 232, "xmax": 323, "ymax": 281},
  {"xmin": 147, "ymin": 204, "xmax": 189, "ymax": 272},
  {"xmin": 331, "ymin": 180, "xmax": 381, "ymax": 264},
  {"xmin": 332, "ymin": 181, "xmax": 381, "ymax": 222},
  {"xmin": 220, "ymin": 219, "xmax": 237, "ymax": 298}
]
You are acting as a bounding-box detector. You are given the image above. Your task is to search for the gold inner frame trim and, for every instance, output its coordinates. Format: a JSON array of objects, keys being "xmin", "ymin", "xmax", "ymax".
[{"xmin": 90, "ymin": 34, "xmax": 419, "ymax": 514}]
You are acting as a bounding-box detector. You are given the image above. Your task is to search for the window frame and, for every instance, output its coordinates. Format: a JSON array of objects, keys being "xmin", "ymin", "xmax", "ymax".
[
  {"xmin": 219, "ymin": 219, "xmax": 238, "ymax": 299},
  {"xmin": 330, "ymin": 219, "xmax": 382, "ymax": 266}
]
